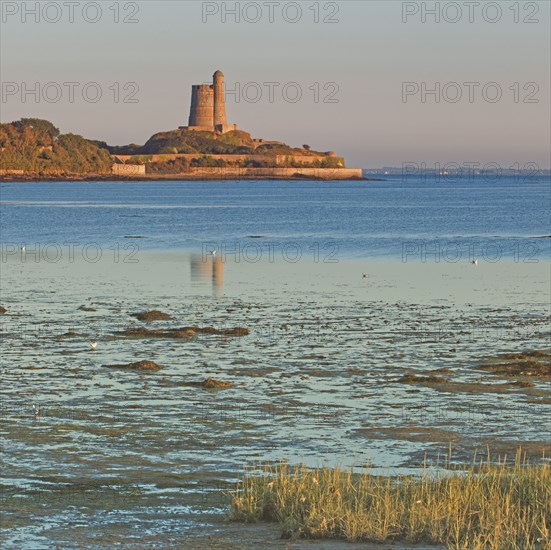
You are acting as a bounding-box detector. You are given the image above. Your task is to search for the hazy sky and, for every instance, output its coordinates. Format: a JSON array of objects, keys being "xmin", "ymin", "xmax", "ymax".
[{"xmin": 1, "ymin": 0, "xmax": 549, "ymax": 168}]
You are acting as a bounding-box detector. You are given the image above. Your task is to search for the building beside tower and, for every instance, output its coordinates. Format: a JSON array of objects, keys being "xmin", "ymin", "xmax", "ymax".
[{"xmin": 187, "ymin": 70, "xmax": 236, "ymax": 133}]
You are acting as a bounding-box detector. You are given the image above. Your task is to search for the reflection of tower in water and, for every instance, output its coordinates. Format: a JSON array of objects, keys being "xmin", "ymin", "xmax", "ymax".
[
  {"xmin": 212, "ymin": 256, "xmax": 224, "ymax": 292},
  {"xmin": 190, "ymin": 254, "xmax": 224, "ymax": 296}
]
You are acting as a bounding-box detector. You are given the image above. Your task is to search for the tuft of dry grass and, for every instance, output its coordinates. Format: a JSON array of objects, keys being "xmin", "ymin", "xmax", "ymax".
[{"xmin": 227, "ymin": 449, "xmax": 551, "ymax": 549}]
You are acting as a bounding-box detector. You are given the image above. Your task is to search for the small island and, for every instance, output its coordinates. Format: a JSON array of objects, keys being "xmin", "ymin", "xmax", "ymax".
[{"xmin": 0, "ymin": 70, "xmax": 363, "ymax": 182}]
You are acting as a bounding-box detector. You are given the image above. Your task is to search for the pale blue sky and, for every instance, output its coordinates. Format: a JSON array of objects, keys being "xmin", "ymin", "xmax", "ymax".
[{"xmin": 1, "ymin": 1, "xmax": 549, "ymax": 167}]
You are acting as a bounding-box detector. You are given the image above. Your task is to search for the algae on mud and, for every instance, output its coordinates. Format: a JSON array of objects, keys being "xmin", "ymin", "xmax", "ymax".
[
  {"xmin": 479, "ymin": 350, "xmax": 551, "ymax": 378},
  {"xmin": 115, "ymin": 326, "xmax": 250, "ymax": 339},
  {"xmin": 183, "ymin": 377, "xmax": 235, "ymax": 388},
  {"xmin": 132, "ymin": 310, "xmax": 173, "ymax": 322},
  {"xmin": 103, "ymin": 360, "xmax": 165, "ymax": 371}
]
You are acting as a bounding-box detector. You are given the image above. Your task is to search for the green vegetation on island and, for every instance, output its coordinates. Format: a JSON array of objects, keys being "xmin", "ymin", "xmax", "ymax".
[
  {"xmin": 0, "ymin": 119, "xmax": 112, "ymax": 174},
  {"xmin": 105, "ymin": 127, "xmax": 344, "ymax": 171},
  {"xmin": 108, "ymin": 128, "xmax": 257, "ymax": 155},
  {"xmin": 0, "ymin": 118, "xmax": 348, "ymax": 177}
]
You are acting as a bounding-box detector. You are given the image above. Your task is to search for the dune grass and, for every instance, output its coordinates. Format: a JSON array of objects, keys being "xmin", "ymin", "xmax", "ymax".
[{"xmin": 227, "ymin": 450, "xmax": 551, "ymax": 549}]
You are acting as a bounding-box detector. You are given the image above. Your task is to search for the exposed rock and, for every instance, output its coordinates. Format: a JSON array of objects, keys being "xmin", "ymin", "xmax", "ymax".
[
  {"xmin": 0, "ymin": 306, "xmax": 7, "ymax": 314},
  {"xmin": 103, "ymin": 360, "xmax": 164, "ymax": 371},
  {"xmin": 133, "ymin": 310, "xmax": 173, "ymax": 322},
  {"xmin": 78, "ymin": 305, "xmax": 97, "ymax": 312}
]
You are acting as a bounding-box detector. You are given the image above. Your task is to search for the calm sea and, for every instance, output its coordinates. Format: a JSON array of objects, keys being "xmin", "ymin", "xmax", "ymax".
[{"xmin": 1, "ymin": 176, "xmax": 550, "ymax": 261}]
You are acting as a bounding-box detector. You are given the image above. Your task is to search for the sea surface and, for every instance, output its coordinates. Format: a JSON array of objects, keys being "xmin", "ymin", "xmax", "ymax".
[
  {"xmin": 1, "ymin": 176, "xmax": 550, "ymax": 260},
  {"xmin": 0, "ymin": 176, "xmax": 550, "ymax": 549}
]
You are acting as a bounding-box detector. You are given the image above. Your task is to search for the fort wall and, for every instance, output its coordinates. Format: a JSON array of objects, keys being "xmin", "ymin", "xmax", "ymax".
[
  {"xmin": 112, "ymin": 154, "xmax": 334, "ymax": 166},
  {"xmin": 172, "ymin": 167, "xmax": 362, "ymax": 180},
  {"xmin": 112, "ymin": 164, "xmax": 146, "ymax": 176}
]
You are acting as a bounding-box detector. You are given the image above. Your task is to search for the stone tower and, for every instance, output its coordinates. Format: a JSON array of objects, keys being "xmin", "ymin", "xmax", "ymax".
[
  {"xmin": 189, "ymin": 85, "xmax": 214, "ymax": 129},
  {"xmin": 213, "ymin": 70, "xmax": 228, "ymax": 131},
  {"xmin": 187, "ymin": 70, "xmax": 235, "ymax": 133}
]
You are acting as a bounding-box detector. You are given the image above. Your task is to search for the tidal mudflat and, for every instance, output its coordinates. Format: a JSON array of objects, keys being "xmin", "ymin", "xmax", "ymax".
[{"xmin": 1, "ymin": 253, "xmax": 550, "ymax": 548}]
